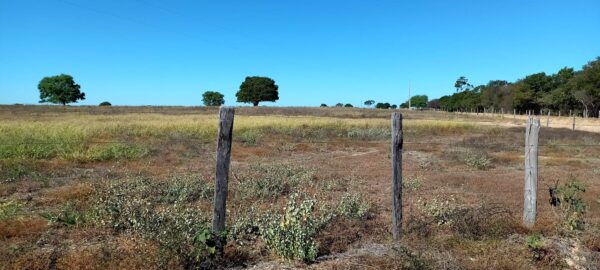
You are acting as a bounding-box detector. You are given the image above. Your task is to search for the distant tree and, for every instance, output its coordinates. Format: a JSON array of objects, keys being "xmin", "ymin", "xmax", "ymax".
[
  {"xmin": 99, "ymin": 101, "xmax": 112, "ymax": 106},
  {"xmin": 375, "ymin": 102, "xmax": 391, "ymax": 109},
  {"xmin": 410, "ymin": 95, "xmax": 429, "ymax": 108},
  {"xmin": 335, "ymin": 103, "xmax": 343, "ymax": 107},
  {"xmin": 454, "ymin": 76, "xmax": 472, "ymax": 92},
  {"xmin": 390, "ymin": 104, "xmax": 398, "ymax": 109},
  {"xmin": 38, "ymin": 74, "xmax": 85, "ymax": 105},
  {"xmin": 363, "ymin": 100, "xmax": 375, "ymax": 107},
  {"xmin": 202, "ymin": 91, "xmax": 225, "ymax": 106},
  {"xmin": 236, "ymin": 76, "xmax": 279, "ymax": 106},
  {"xmin": 427, "ymin": 99, "xmax": 440, "ymax": 109},
  {"xmin": 320, "ymin": 104, "xmax": 328, "ymax": 107},
  {"xmin": 344, "ymin": 103, "xmax": 353, "ymax": 108}
]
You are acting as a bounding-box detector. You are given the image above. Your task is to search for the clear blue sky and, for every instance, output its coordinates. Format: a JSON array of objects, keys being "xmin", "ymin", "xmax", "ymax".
[{"xmin": 1, "ymin": 0, "xmax": 599, "ymax": 106}]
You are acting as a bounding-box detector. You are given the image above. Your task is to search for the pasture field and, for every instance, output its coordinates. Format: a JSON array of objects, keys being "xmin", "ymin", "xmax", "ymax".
[{"xmin": 1, "ymin": 105, "xmax": 599, "ymax": 269}]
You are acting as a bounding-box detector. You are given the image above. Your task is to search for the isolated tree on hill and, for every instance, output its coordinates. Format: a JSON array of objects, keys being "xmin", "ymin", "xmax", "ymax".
[
  {"xmin": 335, "ymin": 103, "xmax": 343, "ymax": 107},
  {"xmin": 99, "ymin": 101, "xmax": 111, "ymax": 106},
  {"xmin": 364, "ymin": 100, "xmax": 375, "ymax": 107},
  {"xmin": 202, "ymin": 91, "xmax": 225, "ymax": 106},
  {"xmin": 236, "ymin": 76, "xmax": 279, "ymax": 106},
  {"xmin": 320, "ymin": 104, "xmax": 328, "ymax": 107},
  {"xmin": 344, "ymin": 103, "xmax": 353, "ymax": 107},
  {"xmin": 38, "ymin": 74, "xmax": 85, "ymax": 105}
]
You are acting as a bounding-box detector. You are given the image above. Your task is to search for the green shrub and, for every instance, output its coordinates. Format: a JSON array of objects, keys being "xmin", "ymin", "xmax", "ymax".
[
  {"xmin": 464, "ymin": 152, "xmax": 490, "ymax": 170},
  {"xmin": 337, "ymin": 192, "xmax": 370, "ymax": 219},
  {"xmin": 92, "ymin": 176, "xmax": 217, "ymax": 267},
  {"xmin": 235, "ymin": 164, "xmax": 315, "ymax": 200},
  {"xmin": 0, "ymin": 200, "xmax": 24, "ymax": 220},
  {"xmin": 403, "ymin": 176, "xmax": 423, "ymax": 192},
  {"xmin": 41, "ymin": 203, "xmax": 88, "ymax": 226},
  {"xmin": 549, "ymin": 180, "xmax": 587, "ymax": 231},
  {"xmin": 525, "ymin": 234, "xmax": 545, "ymax": 261},
  {"xmin": 86, "ymin": 143, "xmax": 148, "ymax": 161},
  {"xmin": 99, "ymin": 101, "xmax": 112, "ymax": 106},
  {"xmin": 261, "ymin": 193, "xmax": 321, "ymax": 262},
  {"xmin": 417, "ymin": 195, "xmax": 459, "ymax": 225}
]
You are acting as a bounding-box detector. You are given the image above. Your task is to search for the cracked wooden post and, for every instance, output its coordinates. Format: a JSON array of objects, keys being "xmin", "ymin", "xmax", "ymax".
[
  {"xmin": 213, "ymin": 106, "xmax": 234, "ymax": 251},
  {"xmin": 523, "ymin": 118, "xmax": 540, "ymax": 227},
  {"xmin": 391, "ymin": 112, "xmax": 403, "ymax": 240}
]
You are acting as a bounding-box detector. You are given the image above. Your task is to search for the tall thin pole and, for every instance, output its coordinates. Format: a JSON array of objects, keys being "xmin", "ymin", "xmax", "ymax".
[
  {"xmin": 408, "ymin": 81, "xmax": 411, "ymax": 109},
  {"xmin": 391, "ymin": 113, "xmax": 403, "ymax": 240}
]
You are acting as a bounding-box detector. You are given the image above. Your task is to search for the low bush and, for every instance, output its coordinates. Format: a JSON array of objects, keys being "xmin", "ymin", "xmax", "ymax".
[
  {"xmin": 337, "ymin": 192, "xmax": 370, "ymax": 219},
  {"xmin": 261, "ymin": 193, "xmax": 329, "ymax": 262},
  {"xmin": 92, "ymin": 176, "xmax": 217, "ymax": 267},
  {"xmin": 417, "ymin": 195, "xmax": 459, "ymax": 225},
  {"xmin": 0, "ymin": 200, "xmax": 24, "ymax": 220},
  {"xmin": 235, "ymin": 164, "xmax": 315, "ymax": 200},
  {"xmin": 41, "ymin": 203, "xmax": 88, "ymax": 227},
  {"xmin": 403, "ymin": 176, "xmax": 423, "ymax": 192},
  {"xmin": 464, "ymin": 151, "xmax": 490, "ymax": 170},
  {"xmin": 549, "ymin": 179, "xmax": 587, "ymax": 231}
]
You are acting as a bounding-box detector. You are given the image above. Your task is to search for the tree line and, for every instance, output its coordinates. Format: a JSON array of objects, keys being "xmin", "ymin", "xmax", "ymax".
[{"xmin": 438, "ymin": 57, "xmax": 600, "ymax": 117}]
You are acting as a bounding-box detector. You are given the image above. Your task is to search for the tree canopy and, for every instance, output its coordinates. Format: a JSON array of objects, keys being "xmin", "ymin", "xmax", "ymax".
[
  {"xmin": 438, "ymin": 57, "xmax": 600, "ymax": 117},
  {"xmin": 363, "ymin": 100, "xmax": 375, "ymax": 107},
  {"xmin": 401, "ymin": 95, "xmax": 428, "ymax": 108},
  {"xmin": 202, "ymin": 91, "xmax": 225, "ymax": 106},
  {"xmin": 38, "ymin": 74, "xmax": 85, "ymax": 105},
  {"xmin": 236, "ymin": 76, "xmax": 279, "ymax": 106}
]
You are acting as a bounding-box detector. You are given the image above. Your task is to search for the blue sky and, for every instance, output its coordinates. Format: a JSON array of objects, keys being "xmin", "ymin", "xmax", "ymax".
[{"xmin": 1, "ymin": 0, "xmax": 599, "ymax": 106}]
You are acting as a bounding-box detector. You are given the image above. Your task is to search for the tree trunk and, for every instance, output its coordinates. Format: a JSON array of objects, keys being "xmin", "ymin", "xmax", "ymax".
[{"xmin": 253, "ymin": 101, "xmax": 259, "ymax": 106}]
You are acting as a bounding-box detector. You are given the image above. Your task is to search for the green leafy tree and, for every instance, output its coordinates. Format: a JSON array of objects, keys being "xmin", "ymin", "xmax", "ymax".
[
  {"xmin": 99, "ymin": 101, "xmax": 111, "ymax": 106},
  {"xmin": 410, "ymin": 95, "xmax": 428, "ymax": 108},
  {"xmin": 202, "ymin": 91, "xmax": 225, "ymax": 106},
  {"xmin": 344, "ymin": 103, "xmax": 353, "ymax": 107},
  {"xmin": 320, "ymin": 104, "xmax": 328, "ymax": 107},
  {"xmin": 236, "ymin": 76, "xmax": 279, "ymax": 106},
  {"xmin": 38, "ymin": 74, "xmax": 85, "ymax": 105},
  {"xmin": 375, "ymin": 102, "xmax": 391, "ymax": 109},
  {"xmin": 454, "ymin": 76, "xmax": 472, "ymax": 92},
  {"xmin": 335, "ymin": 103, "xmax": 343, "ymax": 107},
  {"xmin": 363, "ymin": 100, "xmax": 375, "ymax": 107}
]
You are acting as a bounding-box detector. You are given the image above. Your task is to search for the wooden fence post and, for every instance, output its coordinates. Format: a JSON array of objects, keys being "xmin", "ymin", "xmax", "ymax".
[
  {"xmin": 391, "ymin": 112, "xmax": 403, "ymax": 240},
  {"xmin": 572, "ymin": 114, "xmax": 576, "ymax": 131},
  {"xmin": 523, "ymin": 117, "xmax": 540, "ymax": 227},
  {"xmin": 546, "ymin": 110, "xmax": 550, "ymax": 127},
  {"xmin": 213, "ymin": 107, "xmax": 235, "ymax": 236}
]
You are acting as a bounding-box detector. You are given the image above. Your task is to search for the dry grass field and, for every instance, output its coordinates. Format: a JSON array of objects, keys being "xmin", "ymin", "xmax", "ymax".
[{"xmin": 1, "ymin": 105, "xmax": 599, "ymax": 269}]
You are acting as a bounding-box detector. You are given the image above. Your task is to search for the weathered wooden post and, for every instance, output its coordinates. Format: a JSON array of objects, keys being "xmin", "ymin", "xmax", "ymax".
[
  {"xmin": 391, "ymin": 112, "xmax": 403, "ymax": 240},
  {"xmin": 523, "ymin": 118, "xmax": 540, "ymax": 227},
  {"xmin": 513, "ymin": 109, "xmax": 516, "ymax": 119},
  {"xmin": 572, "ymin": 114, "xmax": 576, "ymax": 131},
  {"xmin": 213, "ymin": 107, "xmax": 235, "ymax": 240},
  {"xmin": 546, "ymin": 110, "xmax": 550, "ymax": 127}
]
